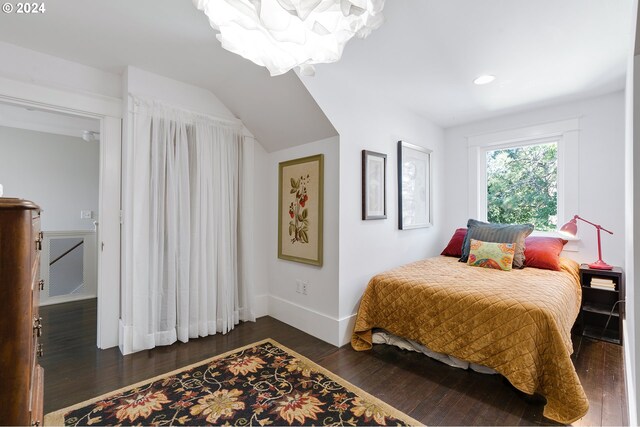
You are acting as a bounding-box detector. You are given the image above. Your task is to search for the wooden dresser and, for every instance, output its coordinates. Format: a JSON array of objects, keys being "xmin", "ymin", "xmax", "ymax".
[{"xmin": 0, "ymin": 198, "xmax": 44, "ymax": 426}]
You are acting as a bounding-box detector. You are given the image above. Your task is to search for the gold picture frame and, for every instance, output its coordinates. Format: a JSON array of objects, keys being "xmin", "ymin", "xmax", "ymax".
[{"xmin": 278, "ymin": 154, "xmax": 324, "ymax": 266}]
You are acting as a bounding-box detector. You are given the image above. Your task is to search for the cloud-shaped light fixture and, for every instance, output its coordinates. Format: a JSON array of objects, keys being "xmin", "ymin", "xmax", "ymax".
[{"xmin": 193, "ymin": 0, "xmax": 385, "ymax": 76}]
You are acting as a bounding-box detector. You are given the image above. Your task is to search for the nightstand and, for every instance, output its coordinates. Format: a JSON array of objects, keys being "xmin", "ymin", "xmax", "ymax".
[{"xmin": 578, "ymin": 265, "xmax": 624, "ymax": 345}]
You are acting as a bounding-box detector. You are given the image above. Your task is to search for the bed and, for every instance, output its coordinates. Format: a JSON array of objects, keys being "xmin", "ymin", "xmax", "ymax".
[{"xmin": 351, "ymin": 255, "xmax": 588, "ymax": 424}]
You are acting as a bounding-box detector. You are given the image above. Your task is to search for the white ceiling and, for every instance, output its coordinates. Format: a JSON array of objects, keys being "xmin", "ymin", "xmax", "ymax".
[
  {"xmin": 325, "ymin": 0, "xmax": 633, "ymax": 127},
  {"xmin": 0, "ymin": 0, "xmax": 633, "ymax": 135},
  {"xmin": 0, "ymin": 0, "xmax": 337, "ymax": 152}
]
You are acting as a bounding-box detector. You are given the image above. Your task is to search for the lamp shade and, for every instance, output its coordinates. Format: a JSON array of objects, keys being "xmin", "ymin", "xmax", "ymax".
[
  {"xmin": 559, "ymin": 214, "xmax": 614, "ymax": 270},
  {"xmin": 559, "ymin": 218, "xmax": 578, "ymax": 237},
  {"xmin": 193, "ymin": 0, "xmax": 385, "ymax": 76}
]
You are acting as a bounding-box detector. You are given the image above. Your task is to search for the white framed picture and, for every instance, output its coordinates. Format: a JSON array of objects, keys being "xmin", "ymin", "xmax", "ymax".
[
  {"xmin": 398, "ymin": 141, "xmax": 432, "ymax": 229},
  {"xmin": 362, "ymin": 150, "xmax": 387, "ymax": 220}
]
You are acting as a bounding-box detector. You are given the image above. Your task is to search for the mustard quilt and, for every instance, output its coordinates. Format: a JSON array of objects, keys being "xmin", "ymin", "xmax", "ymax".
[{"xmin": 351, "ymin": 256, "xmax": 588, "ymax": 424}]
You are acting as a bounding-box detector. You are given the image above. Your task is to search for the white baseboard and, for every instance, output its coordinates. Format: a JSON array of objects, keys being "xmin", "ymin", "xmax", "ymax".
[
  {"xmin": 338, "ymin": 314, "xmax": 357, "ymax": 347},
  {"xmin": 254, "ymin": 294, "xmax": 268, "ymax": 318},
  {"xmin": 119, "ymin": 318, "xmax": 133, "ymax": 355},
  {"xmin": 267, "ymin": 295, "xmax": 341, "ymax": 346},
  {"xmin": 118, "ymin": 295, "xmax": 352, "ymax": 355},
  {"xmin": 266, "ymin": 295, "xmax": 357, "ymax": 348},
  {"xmin": 623, "ymin": 321, "xmax": 637, "ymax": 426}
]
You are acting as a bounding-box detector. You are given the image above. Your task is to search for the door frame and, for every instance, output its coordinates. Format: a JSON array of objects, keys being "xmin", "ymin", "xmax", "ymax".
[{"xmin": 0, "ymin": 76, "xmax": 122, "ymax": 349}]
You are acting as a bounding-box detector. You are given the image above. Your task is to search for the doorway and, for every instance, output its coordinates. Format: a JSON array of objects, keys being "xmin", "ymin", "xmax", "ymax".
[
  {"xmin": 0, "ymin": 103, "xmax": 100, "ymax": 308},
  {"xmin": 0, "ymin": 83, "xmax": 122, "ymax": 350}
]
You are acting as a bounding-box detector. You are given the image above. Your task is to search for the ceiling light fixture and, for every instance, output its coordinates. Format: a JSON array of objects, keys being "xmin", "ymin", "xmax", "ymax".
[
  {"xmin": 193, "ymin": 0, "xmax": 385, "ymax": 77},
  {"xmin": 473, "ymin": 75, "xmax": 496, "ymax": 85}
]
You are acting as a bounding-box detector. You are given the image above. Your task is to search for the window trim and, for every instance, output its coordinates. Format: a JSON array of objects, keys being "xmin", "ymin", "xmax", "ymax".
[
  {"xmin": 466, "ymin": 118, "xmax": 581, "ymax": 241},
  {"xmin": 480, "ymin": 137, "xmax": 560, "ymax": 230}
]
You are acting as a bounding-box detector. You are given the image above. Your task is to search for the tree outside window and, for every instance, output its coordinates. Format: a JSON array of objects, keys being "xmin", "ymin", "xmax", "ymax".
[{"xmin": 486, "ymin": 142, "xmax": 558, "ymax": 231}]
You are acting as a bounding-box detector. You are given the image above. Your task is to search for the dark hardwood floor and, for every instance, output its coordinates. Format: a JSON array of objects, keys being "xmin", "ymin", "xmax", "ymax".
[{"xmin": 40, "ymin": 299, "xmax": 628, "ymax": 426}]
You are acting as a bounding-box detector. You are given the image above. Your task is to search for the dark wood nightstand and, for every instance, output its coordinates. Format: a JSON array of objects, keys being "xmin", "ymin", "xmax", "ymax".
[{"xmin": 578, "ymin": 265, "xmax": 624, "ymax": 345}]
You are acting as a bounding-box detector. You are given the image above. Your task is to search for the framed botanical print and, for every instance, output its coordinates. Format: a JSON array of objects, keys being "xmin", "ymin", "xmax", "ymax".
[
  {"xmin": 362, "ymin": 150, "xmax": 387, "ymax": 220},
  {"xmin": 398, "ymin": 141, "xmax": 432, "ymax": 230},
  {"xmin": 278, "ymin": 154, "xmax": 324, "ymax": 266}
]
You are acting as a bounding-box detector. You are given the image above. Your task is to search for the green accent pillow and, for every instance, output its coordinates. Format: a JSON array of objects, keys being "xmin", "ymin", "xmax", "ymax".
[{"xmin": 467, "ymin": 239, "xmax": 516, "ymax": 271}]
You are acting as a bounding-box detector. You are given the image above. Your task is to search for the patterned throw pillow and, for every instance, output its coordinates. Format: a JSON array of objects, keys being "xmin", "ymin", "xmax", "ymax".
[
  {"xmin": 467, "ymin": 239, "xmax": 516, "ymax": 271},
  {"xmin": 460, "ymin": 219, "xmax": 534, "ymax": 268}
]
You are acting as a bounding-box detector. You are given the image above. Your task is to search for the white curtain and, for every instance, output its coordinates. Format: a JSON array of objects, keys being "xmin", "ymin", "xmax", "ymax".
[{"xmin": 123, "ymin": 97, "xmax": 255, "ymax": 353}]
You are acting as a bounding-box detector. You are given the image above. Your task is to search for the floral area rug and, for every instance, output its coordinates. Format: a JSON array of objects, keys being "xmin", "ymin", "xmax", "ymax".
[{"xmin": 44, "ymin": 338, "xmax": 420, "ymax": 426}]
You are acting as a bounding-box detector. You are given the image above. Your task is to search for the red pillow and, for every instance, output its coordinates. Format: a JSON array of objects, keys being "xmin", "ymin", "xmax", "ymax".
[
  {"xmin": 524, "ymin": 237, "xmax": 568, "ymax": 271},
  {"xmin": 441, "ymin": 228, "xmax": 467, "ymax": 257}
]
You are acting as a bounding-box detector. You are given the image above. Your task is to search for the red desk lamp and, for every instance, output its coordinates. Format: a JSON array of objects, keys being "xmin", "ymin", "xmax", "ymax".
[{"xmin": 559, "ymin": 215, "xmax": 613, "ymax": 270}]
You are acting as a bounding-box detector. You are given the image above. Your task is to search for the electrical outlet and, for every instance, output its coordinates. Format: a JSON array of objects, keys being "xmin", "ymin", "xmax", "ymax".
[
  {"xmin": 80, "ymin": 210, "xmax": 93, "ymax": 219},
  {"xmin": 302, "ymin": 281, "xmax": 309, "ymax": 295},
  {"xmin": 296, "ymin": 280, "xmax": 302, "ymax": 294}
]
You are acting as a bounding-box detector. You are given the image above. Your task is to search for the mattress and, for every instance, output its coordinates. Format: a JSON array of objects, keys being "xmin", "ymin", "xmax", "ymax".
[
  {"xmin": 372, "ymin": 329, "xmax": 497, "ymax": 374},
  {"xmin": 351, "ymin": 256, "xmax": 587, "ymax": 424}
]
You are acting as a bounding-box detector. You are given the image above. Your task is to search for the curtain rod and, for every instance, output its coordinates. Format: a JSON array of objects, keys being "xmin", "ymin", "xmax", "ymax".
[{"xmin": 127, "ymin": 93, "xmax": 244, "ymax": 127}]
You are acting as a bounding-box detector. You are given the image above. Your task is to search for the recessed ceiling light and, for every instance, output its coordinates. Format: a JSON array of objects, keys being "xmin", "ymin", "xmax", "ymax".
[{"xmin": 473, "ymin": 75, "xmax": 496, "ymax": 85}]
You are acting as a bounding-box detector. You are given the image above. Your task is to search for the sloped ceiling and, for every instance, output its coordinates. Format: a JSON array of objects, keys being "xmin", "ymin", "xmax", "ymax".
[
  {"xmin": 0, "ymin": 0, "xmax": 337, "ymax": 152},
  {"xmin": 0, "ymin": 0, "xmax": 632, "ymax": 136}
]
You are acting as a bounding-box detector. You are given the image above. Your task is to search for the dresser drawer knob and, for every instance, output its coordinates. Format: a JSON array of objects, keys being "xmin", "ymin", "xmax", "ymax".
[
  {"xmin": 33, "ymin": 317, "xmax": 42, "ymax": 337},
  {"xmin": 37, "ymin": 343, "xmax": 44, "ymax": 358},
  {"xmin": 38, "ymin": 279, "xmax": 45, "ymax": 291}
]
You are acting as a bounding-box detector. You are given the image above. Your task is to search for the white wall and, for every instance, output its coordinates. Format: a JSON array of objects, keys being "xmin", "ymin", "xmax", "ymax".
[
  {"xmin": 0, "ymin": 41, "xmax": 121, "ymax": 99},
  {"xmin": 298, "ymin": 71, "xmax": 446, "ymax": 346},
  {"xmin": 253, "ymin": 142, "xmax": 270, "ymax": 317},
  {"xmin": 625, "ymin": 47, "xmax": 640, "ymax": 425},
  {"xmin": 124, "ymin": 66, "xmax": 238, "ymax": 122},
  {"xmin": 266, "ymin": 136, "xmax": 340, "ymax": 345},
  {"xmin": 336, "ymin": 108, "xmax": 445, "ymax": 345},
  {"xmin": 443, "ymin": 91, "xmax": 626, "ymax": 267},
  {"xmin": 634, "ymin": 53, "xmax": 640, "ymax": 427},
  {"xmin": 0, "ymin": 125, "xmax": 99, "ymax": 231}
]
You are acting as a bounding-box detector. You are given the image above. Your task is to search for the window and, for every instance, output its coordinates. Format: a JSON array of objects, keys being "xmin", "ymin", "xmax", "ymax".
[
  {"xmin": 485, "ymin": 141, "xmax": 558, "ymax": 231},
  {"xmin": 467, "ymin": 118, "xmax": 580, "ymax": 236}
]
